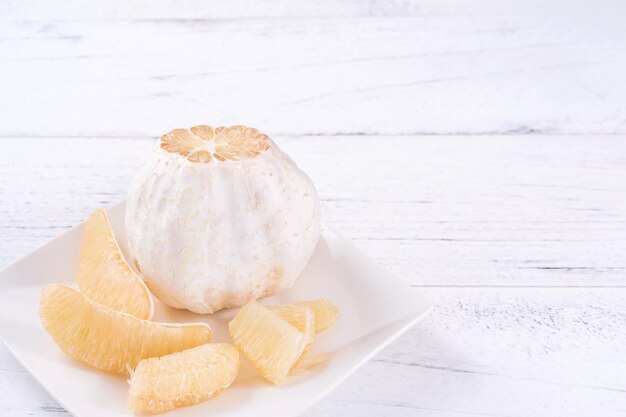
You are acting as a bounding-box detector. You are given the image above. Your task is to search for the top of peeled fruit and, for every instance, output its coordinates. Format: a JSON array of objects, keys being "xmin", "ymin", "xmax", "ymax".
[{"xmin": 160, "ymin": 125, "xmax": 271, "ymax": 163}]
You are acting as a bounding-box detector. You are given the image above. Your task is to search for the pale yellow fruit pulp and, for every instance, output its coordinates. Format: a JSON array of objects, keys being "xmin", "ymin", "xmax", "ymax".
[
  {"xmin": 160, "ymin": 125, "xmax": 270, "ymax": 163},
  {"xmin": 228, "ymin": 300, "xmax": 311, "ymax": 384},
  {"xmin": 128, "ymin": 343, "xmax": 240, "ymax": 414},
  {"xmin": 270, "ymin": 299, "xmax": 339, "ymax": 333},
  {"xmin": 39, "ymin": 284, "xmax": 212, "ymax": 375},
  {"xmin": 289, "ymin": 354, "xmax": 330, "ymax": 376},
  {"xmin": 77, "ymin": 208, "xmax": 153, "ymax": 319}
]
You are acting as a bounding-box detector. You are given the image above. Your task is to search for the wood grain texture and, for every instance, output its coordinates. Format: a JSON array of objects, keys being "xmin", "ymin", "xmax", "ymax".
[
  {"xmin": 312, "ymin": 288, "xmax": 626, "ymax": 417},
  {"xmin": 1, "ymin": 3, "xmax": 625, "ymax": 137},
  {"xmin": 2, "ymin": 136, "xmax": 625, "ymax": 286},
  {"xmin": 2, "ymin": 1, "xmax": 626, "ymax": 415},
  {"xmin": 1, "ymin": 135, "xmax": 625, "ymax": 417}
]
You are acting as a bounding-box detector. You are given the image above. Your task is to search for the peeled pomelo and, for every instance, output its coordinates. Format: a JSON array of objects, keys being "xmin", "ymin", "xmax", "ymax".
[{"xmin": 126, "ymin": 125, "xmax": 321, "ymax": 314}]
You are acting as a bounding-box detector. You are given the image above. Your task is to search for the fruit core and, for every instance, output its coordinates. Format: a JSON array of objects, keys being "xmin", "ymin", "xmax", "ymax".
[{"xmin": 160, "ymin": 125, "xmax": 270, "ymax": 163}]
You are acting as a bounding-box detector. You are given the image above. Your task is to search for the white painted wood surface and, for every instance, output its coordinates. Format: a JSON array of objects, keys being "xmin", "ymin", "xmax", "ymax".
[{"xmin": 1, "ymin": 1, "xmax": 626, "ymax": 416}]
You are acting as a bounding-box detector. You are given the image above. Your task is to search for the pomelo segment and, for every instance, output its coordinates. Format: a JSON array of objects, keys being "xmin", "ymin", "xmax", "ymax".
[
  {"xmin": 289, "ymin": 354, "xmax": 330, "ymax": 376},
  {"xmin": 296, "ymin": 305, "xmax": 315, "ymax": 356},
  {"xmin": 77, "ymin": 208, "xmax": 153, "ymax": 319},
  {"xmin": 228, "ymin": 300, "xmax": 309, "ymax": 384},
  {"xmin": 128, "ymin": 343, "xmax": 239, "ymax": 414},
  {"xmin": 40, "ymin": 284, "xmax": 212, "ymax": 375},
  {"xmin": 270, "ymin": 299, "xmax": 339, "ymax": 333}
]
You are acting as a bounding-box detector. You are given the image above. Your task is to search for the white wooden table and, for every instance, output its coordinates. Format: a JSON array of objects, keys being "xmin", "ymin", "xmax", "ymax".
[{"xmin": 1, "ymin": 1, "xmax": 626, "ymax": 416}]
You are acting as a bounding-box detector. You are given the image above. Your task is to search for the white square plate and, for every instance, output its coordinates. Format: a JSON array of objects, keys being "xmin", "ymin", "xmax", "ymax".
[{"xmin": 0, "ymin": 201, "xmax": 431, "ymax": 417}]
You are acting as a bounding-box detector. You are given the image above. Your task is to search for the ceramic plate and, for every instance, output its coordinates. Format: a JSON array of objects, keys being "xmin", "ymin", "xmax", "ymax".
[{"xmin": 0, "ymin": 201, "xmax": 431, "ymax": 417}]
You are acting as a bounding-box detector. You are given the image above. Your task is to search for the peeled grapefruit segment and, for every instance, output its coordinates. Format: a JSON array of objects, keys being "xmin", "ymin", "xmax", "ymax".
[
  {"xmin": 128, "ymin": 343, "xmax": 239, "ymax": 414},
  {"xmin": 289, "ymin": 354, "xmax": 330, "ymax": 376},
  {"xmin": 39, "ymin": 284, "xmax": 212, "ymax": 375},
  {"xmin": 228, "ymin": 300, "xmax": 310, "ymax": 384},
  {"xmin": 77, "ymin": 208, "xmax": 153, "ymax": 319},
  {"xmin": 294, "ymin": 304, "xmax": 315, "ymax": 355},
  {"xmin": 270, "ymin": 299, "xmax": 339, "ymax": 333}
]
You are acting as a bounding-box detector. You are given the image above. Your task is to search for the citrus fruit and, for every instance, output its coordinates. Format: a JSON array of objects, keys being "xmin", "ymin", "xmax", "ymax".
[
  {"xmin": 228, "ymin": 300, "xmax": 311, "ymax": 384},
  {"xmin": 289, "ymin": 354, "xmax": 330, "ymax": 376},
  {"xmin": 128, "ymin": 343, "xmax": 239, "ymax": 414},
  {"xmin": 270, "ymin": 299, "xmax": 339, "ymax": 333},
  {"xmin": 126, "ymin": 125, "xmax": 320, "ymax": 314},
  {"xmin": 290, "ymin": 304, "xmax": 315, "ymax": 356},
  {"xmin": 77, "ymin": 208, "xmax": 153, "ymax": 319},
  {"xmin": 160, "ymin": 125, "xmax": 270, "ymax": 162},
  {"xmin": 40, "ymin": 284, "xmax": 212, "ymax": 375}
]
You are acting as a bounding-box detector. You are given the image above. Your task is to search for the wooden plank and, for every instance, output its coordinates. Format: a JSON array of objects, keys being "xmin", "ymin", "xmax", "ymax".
[
  {"xmin": 1, "ymin": 136, "xmax": 624, "ymax": 287},
  {"xmin": 0, "ymin": 0, "xmax": 617, "ymax": 20},
  {"xmin": 3, "ymin": 288, "xmax": 625, "ymax": 417},
  {"xmin": 0, "ymin": 0, "xmax": 441, "ymax": 20},
  {"xmin": 2, "ymin": 2, "xmax": 624, "ymax": 416},
  {"xmin": 0, "ymin": 16, "xmax": 624, "ymax": 137},
  {"xmin": 302, "ymin": 287, "xmax": 626, "ymax": 417}
]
